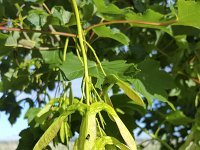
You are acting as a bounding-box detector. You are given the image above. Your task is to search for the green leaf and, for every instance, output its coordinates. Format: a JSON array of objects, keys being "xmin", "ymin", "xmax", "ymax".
[
  {"xmin": 0, "ymin": 33, "xmax": 13, "ymax": 57},
  {"xmin": 27, "ymin": 10, "xmax": 48, "ymax": 27},
  {"xmin": 111, "ymin": 94, "xmax": 146, "ymax": 116},
  {"xmin": 51, "ymin": 6, "xmax": 72, "ymax": 25},
  {"xmin": 105, "ymin": 74, "xmax": 145, "ymax": 108},
  {"xmin": 0, "ymin": 93, "xmax": 22, "ymax": 124},
  {"xmin": 5, "ymin": 32, "xmax": 20, "ymax": 47},
  {"xmin": 125, "ymin": 9, "xmax": 173, "ymax": 34},
  {"xmin": 17, "ymin": 128, "xmax": 42, "ymax": 150},
  {"xmin": 40, "ymin": 50, "xmax": 62, "ymax": 65},
  {"xmin": 93, "ymin": 0, "xmax": 123, "ymax": 14},
  {"xmin": 102, "ymin": 60, "xmax": 139, "ymax": 78},
  {"xmin": 60, "ymin": 53, "xmax": 138, "ymax": 83},
  {"xmin": 93, "ymin": 26, "xmax": 130, "ymax": 45},
  {"xmin": 95, "ymin": 60, "xmax": 139, "ymax": 88},
  {"xmin": 175, "ymin": 0, "xmax": 200, "ymax": 29},
  {"xmin": 25, "ymin": 108, "xmax": 40, "ymax": 124},
  {"xmin": 131, "ymin": 79, "xmax": 175, "ymax": 110},
  {"xmin": 130, "ymin": 59, "xmax": 175, "ymax": 110},
  {"xmin": 59, "ymin": 52, "xmax": 97, "ymax": 80},
  {"xmin": 82, "ymin": 2, "xmax": 94, "ymax": 20},
  {"xmin": 166, "ymin": 110, "xmax": 194, "ymax": 125}
]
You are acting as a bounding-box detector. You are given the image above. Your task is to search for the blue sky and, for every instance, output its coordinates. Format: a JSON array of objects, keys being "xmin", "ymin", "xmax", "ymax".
[{"xmin": 0, "ymin": 108, "xmax": 28, "ymax": 141}]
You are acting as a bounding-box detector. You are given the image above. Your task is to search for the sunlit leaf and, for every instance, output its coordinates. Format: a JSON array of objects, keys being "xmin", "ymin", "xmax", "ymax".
[
  {"xmin": 175, "ymin": 0, "xmax": 200, "ymax": 29},
  {"xmin": 125, "ymin": 9, "xmax": 173, "ymax": 34},
  {"xmin": 105, "ymin": 74, "xmax": 145, "ymax": 108},
  {"xmin": 93, "ymin": 0, "xmax": 123, "ymax": 14},
  {"xmin": 130, "ymin": 59, "xmax": 175, "ymax": 110},
  {"xmin": 93, "ymin": 26, "xmax": 129, "ymax": 45}
]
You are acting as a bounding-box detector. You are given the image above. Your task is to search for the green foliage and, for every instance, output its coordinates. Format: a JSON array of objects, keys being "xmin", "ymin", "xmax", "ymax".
[
  {"xmin": 0, "ymin": 0, "xmax": 200, "ymax": 149},
  {"xmin": 166, "ymin": 110, "xmax": 194, "ymax": 125},
  {"xmin": 176, "ymin": 0, "xmax": 200, "ymax": 29},
  {"xmin": 93, "ymin": 26, "xmax": 130, "ymax": 45}
]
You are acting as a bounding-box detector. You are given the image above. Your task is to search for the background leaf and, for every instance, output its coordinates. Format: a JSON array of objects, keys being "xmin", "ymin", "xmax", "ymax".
[
  {"xmin": 93, "ymin": 26, "xmax": 130, "ymax": 45},
  {"xmin": 175, "ymin": 0, "xmax": 200, "ymax": 29},
  {"xmin": 166, "ymin": 110, "xmax": 194, "ymax": 125}
]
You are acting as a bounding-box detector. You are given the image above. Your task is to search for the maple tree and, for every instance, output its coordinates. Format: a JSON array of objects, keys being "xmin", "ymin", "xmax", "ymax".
[{"xmin": 0, "ymin": 0, "xmax": 200, "ymax": 149}]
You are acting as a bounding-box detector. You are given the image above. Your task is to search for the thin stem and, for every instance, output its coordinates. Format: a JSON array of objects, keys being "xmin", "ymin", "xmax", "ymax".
[
  {"xmin": 96, "ymin": 118, "xmax": 104, "ymax": 136},
  {"xmin": 76, "ymin": 47, "xmax": 84, "ymax": 65},
  {"xmin": 42, "ymin": 3, "xmax": 51, "ymax": 14},
  {"xmin": 91, "ymin": 83, "xmax": 102, "ymax": 102},
  {"xmin": 63, "ymin": 37, "xmax": 69, "ymax": 61},
  {"xmin": 71, "ymin": 0, "xmax": 90, "ymax": 105},
  {"xmin": 85, "ymin": 19, "xmax": 177, "ymax": 32},
  {"xmin": 84, "ymin": 40, "xmax": 106, "ymax": 76},
  {"xmin": 73, "ymin": 37, "xmax": 84, "ymax": 64},
  {"xmin": 0, "ymin": 26, "xmax": 77, "ymax": 37}
]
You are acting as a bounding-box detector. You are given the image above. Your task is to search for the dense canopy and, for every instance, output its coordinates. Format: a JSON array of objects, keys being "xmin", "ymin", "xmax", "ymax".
[{"xmin": 0, "ymin": 0, "xmax": 200, "ymax": 149}]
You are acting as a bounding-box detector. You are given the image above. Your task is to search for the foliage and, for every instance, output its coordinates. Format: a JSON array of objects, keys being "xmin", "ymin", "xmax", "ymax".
[{"xmin": 0, "ymin": 0, "xmax": 200, "ymax": 149}]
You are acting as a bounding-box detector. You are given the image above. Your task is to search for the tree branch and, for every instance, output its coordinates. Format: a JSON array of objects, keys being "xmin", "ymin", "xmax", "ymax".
[
  {"xmin": 85, "ymin": 19, "xmax": 177, "ymax": 32},
  {"xmin": 0, "ymin": 26, "xmax": 77, "ymax": 37}
]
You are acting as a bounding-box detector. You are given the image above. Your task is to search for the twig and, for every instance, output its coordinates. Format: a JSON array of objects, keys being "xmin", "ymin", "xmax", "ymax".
[
  {"xmin": 85, "ymin": 19, "xmax": 177, "ymax": 32},
  {"xmin": 0, "ymin": 26, "xmax": 77, "ymax": 37}
]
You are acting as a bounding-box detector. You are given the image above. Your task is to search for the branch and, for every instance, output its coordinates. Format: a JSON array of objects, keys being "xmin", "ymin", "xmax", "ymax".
[
  {"xmin": 0, "ymin": 26, "xmax": 77, "ymax": 37},
  {"xmin": 85, "ymin": 19, "xmax": 177, "ymax": 32}
]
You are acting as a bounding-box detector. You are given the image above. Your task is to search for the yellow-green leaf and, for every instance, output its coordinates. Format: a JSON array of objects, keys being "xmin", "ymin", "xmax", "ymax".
[{"xmin": 106, "ymin": 74, "xmax": 145, "ymax": 108}]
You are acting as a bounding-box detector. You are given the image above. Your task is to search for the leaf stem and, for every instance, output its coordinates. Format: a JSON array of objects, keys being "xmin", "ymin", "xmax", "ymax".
[
  {"xmin": 71, "ymin": 0, "xmax": 90, "ymax": 105},
  {"xmin": 84, "ymin": 40, "xmax": 106, "ymax": 76},
  {"xmin": 85, "ymin": 19, "xmax": 177, "ymax": 32}
]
